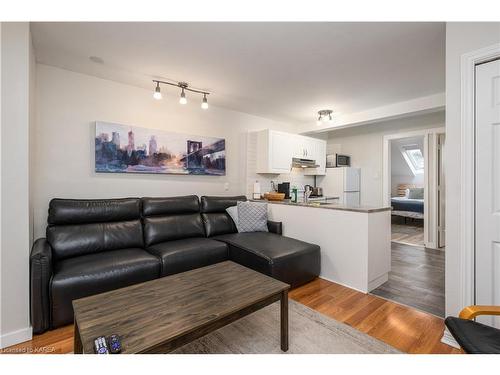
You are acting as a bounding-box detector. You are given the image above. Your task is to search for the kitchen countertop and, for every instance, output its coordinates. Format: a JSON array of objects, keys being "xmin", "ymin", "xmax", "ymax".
[{"xmin": 250, "ymin": 199, "xmax": 391, "ymax": 213}]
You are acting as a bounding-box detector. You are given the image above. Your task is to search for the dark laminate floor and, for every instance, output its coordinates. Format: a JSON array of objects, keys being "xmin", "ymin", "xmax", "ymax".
[{"xmin": 370, "ymin": 242, "xmax": 445, "ymax": 318}]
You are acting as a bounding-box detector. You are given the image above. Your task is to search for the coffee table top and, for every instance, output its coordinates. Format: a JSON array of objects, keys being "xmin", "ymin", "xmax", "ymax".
[{"xmin": 72, "ymin": 261, "xmax": 289, "ymax": 353}]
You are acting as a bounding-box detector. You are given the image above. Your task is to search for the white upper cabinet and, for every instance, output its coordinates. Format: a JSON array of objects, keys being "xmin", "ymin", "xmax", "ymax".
[
  {"xmin": 304, "ymin": 137, "xmax": 327, "ymax": 176},
  {"xmin": 256, "ymin": 130, "xmax": 293, "ymax": 174},
  {"xmin": 255, "ymin": 129, "xmax": 326, "ymax": 175}
]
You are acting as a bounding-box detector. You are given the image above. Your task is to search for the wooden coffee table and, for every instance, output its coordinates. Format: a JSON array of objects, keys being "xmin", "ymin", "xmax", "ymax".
[{"xmin": 72, "ymin": 261, "xmax": 290, "ymax": 353}]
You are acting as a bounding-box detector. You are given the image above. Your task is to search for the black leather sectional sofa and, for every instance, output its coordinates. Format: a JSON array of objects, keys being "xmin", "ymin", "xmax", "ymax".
[{"xmin": 30, "ymin": 195, "xmax": 320, "ymax": 333}]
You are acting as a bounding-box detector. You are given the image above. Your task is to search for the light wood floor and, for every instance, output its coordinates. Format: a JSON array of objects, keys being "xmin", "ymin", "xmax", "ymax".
[
  {"xmin": 391, "ymin": 221, "xmax": 424, "ymax": 247},
  {"xmin": 371, "ymin": 242, "xmax": 445, "ymax": 318},
  {"xmin": 289, "ymin": 278, "xmax": 459, "ymax": 354},
  {"xmin": 2, "ymin": 276, "xmax": 460, "ymax": 354}
]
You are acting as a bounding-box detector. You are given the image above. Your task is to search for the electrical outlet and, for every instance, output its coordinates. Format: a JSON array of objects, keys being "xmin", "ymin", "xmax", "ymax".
[{"xmin": 224, "ymin": 182, "xmax": 229, "ymax": 191}]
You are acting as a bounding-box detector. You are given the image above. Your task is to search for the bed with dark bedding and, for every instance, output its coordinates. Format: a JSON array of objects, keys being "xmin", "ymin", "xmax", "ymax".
[{"xmin": 390, "ymin": 197, "xmax": 424, "ymax": 213}]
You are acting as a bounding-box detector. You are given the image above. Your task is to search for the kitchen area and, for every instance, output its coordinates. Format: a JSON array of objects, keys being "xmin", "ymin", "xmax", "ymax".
[{"xmin": 249, "ymin": 129, "xmax": 392, "ymax": 293}]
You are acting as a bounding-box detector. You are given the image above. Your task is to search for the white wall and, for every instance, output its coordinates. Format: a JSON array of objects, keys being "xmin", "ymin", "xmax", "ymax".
[
  {"xmin": 0, "ymin": 22, "xmax": 34, "ymax": 348},
  {"xmin": 321, "ymin": 111, "xmax": 444, "ymax": 206},
  {"xmin": 33, "ymin": 64, "xmax": 299, "ymax": 239},
  {"xmin": 445, "ymin": 22, "xmax": 500, "ymax": 318}
]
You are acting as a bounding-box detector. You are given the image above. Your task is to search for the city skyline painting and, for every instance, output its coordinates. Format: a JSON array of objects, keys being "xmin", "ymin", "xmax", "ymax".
[{"xmin": 95, "ymin": 122, "xmax": 226, "ymax": 175}]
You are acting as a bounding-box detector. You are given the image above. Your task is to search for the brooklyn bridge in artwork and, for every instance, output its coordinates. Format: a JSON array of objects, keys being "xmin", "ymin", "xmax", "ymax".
[{"xmin": 95, "ymin": 122, "xmax": 226, "ymax": 175}]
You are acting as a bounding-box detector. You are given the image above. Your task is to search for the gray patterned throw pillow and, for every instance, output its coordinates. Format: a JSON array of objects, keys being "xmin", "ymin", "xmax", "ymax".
[{"xmin": 236, "ymin": 201, "xmax": 269, "ymax": 233}]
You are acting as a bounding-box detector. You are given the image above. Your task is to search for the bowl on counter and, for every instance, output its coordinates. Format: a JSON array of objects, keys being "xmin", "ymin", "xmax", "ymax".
[{"xmin": 263, "ymin": 192, "xmax": 286, "ymax": 201}]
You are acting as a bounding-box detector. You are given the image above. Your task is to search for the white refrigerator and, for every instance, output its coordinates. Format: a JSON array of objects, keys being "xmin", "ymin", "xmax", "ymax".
[{"xmin": 321, "ymin": 167, "xmax": 360, "ymax": 205}]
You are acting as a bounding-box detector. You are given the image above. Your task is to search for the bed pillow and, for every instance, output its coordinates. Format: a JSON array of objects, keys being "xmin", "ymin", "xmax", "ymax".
[
  {"xmin": 236, "ymin": 201, "xmax": 269, "ymax": 233},
  {"xmin": 408, "ymin": 187, "xmax": 424, "ymax": 199}
]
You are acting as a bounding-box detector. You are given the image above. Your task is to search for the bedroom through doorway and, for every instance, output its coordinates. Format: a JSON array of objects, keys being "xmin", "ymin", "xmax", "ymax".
[{"xmin": 390, "ymin": 136, "xmax": 425, "ymax": 247}]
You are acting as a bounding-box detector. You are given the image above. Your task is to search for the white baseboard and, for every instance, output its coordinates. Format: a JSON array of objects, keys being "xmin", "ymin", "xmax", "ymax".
[
  {"xmin": 368, "ymin": 273, "xmax": 388, "ymax": 292},
  {"xmin": 318, "ymin": 276, "xmax": 367, "ymax": 294},
  {"xmin": 441, "ymin": 327, "xmax": 461, "ymax": 349},
  {"xmin": 0, "ymin": 326, "xmax": 33, "ymax": 349}
]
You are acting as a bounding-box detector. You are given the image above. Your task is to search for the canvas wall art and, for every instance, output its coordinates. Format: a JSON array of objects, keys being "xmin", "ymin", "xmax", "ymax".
[{"xmin": 95, "ymin": 122, "xmax": 226, "ymax": 175}]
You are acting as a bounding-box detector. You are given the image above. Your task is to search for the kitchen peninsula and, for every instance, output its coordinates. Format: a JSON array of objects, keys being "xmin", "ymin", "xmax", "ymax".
[{"xmin": 253, "ymin": 199, "xmax": 392, "ymax": 293}]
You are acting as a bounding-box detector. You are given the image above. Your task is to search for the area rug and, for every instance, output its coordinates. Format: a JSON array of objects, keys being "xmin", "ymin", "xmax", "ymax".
[{"xmin": 173, "ymin": 300, "xmax": 400, "ymax": 354}]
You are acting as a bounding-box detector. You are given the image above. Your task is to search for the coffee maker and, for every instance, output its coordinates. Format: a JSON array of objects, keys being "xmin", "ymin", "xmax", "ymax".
[{"xmin": 277, "ymin": 182, "xmax": 290, "ymax": 199}]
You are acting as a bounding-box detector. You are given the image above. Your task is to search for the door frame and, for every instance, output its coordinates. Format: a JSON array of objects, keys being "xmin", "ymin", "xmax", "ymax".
[
  {"xmin": 459, "ymin": 44, "xmax": 500, "ymax": 313},
  {"xmin": 383, "ymin": 127, "xmax": 445, "ymax": 249}
]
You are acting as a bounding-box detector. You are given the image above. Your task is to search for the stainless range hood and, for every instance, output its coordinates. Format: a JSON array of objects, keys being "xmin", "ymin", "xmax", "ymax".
[{"xmin": 291, "ymin": 157, "xmax": 319, "ymax": 169}]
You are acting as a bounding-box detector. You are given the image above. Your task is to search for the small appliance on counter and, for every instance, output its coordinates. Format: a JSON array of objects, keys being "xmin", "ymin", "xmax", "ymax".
[
  {"xmin": 306, "ymin": 177, "xmax": 323, "ymax": 197},
  {"xmin": 277, "ymin": 182, "xmax": 291, "ymax": 199},
  {"xmin": 326, "ymin": 153, "xmax": 351, "ymax": 168}
]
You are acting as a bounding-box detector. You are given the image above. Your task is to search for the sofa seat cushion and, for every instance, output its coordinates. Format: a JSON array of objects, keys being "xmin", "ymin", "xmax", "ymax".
[
  {"xmin": 213, "ymin": 232, "xmax": 320, "ymax": 288},
  {"xmin": 50, "ymin": 248, "xmax": 160, "ymax": 328},
  {"xmin": 147, "ymin": 238, "xmax": 228, "ymax": 276}
]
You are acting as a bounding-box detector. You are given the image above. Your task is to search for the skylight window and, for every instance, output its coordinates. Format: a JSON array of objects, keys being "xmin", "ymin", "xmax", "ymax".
[{"xmin": 400, "ymin": 144, "xmax": 424, "ymax": 175}]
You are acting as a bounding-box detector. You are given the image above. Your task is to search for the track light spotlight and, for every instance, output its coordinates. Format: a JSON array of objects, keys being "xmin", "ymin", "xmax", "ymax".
[
  {"xmin": 201, "ymin": 94, "xmax": 209, "ymax": 109},
  {"xmin": 153, "ymin": 82, "xmax": 162, "ymax": 100},
  {"xmin": 179, "ymin": 88, "xmax": 187, "ymax": 104}
]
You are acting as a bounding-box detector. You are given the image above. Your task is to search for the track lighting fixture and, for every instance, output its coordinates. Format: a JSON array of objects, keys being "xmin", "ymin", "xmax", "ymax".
[
  {"xmin": 316, "ymin": 109, "xmax": 333, "ymax": 125},
  {"xmin": 153, "ymin": 82, "xmax": 162, "ymax": 100},
  {"xmin": 152, "ymin": 80, "xmax": 209, "ymax": 110}
]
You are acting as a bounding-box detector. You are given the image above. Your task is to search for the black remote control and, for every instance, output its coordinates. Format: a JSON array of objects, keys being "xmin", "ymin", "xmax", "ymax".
[
  {"xmin": 94, "ymin": 336, "xmax": 109, "ymax": 354},
  {"xmin": 108, "ymin": 334, "xmax": 122, "ymax": 354}
]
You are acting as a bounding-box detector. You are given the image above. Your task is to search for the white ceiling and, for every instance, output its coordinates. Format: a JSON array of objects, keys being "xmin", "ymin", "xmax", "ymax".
[{"xmin": 31, "ymin": 22, "xmax": 445, "ymax": 125}]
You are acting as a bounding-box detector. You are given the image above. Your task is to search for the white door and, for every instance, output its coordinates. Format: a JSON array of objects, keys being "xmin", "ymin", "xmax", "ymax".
[{"xmin": 475, "ymin": 59, "xmax": 500, "ymax": 328}]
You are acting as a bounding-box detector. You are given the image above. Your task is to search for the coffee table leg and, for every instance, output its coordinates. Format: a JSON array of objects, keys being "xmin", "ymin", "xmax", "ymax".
[
  {"xmin": 280, "ymin": 290, "xmax": 289, "ymax": 352},
  {"xmin": 74, "ymin": 320, "xmax": 83, "ymax": 354}
]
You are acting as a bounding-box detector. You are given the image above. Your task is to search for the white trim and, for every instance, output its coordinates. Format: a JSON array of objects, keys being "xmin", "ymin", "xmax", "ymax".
[
  {"xmin": 367, "ymin": 273, "xmax": 389, "ymax": 292},
  {"xmin": 459, "ymin": 43, "xmax": 500, "ymax": 312},
  {"xmin": 318, "ymin": 276, "xmax": 367, "ymax": 294},
  {"xmin": 441, "ymin": 327, "xmax": 461, "ymax": 350},
  {"xmin": 382, "ymin": 127, "xmax": 445, "ymax": 249},
  {"xmin": 0, "ymin": 326, "xmax": 32, "ymax": 349}
]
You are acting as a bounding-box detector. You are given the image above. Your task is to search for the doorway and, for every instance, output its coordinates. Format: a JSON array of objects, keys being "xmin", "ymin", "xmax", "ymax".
[{"xmin": 371, "ymin": 127, "xmax": 446, "ymax": 317}]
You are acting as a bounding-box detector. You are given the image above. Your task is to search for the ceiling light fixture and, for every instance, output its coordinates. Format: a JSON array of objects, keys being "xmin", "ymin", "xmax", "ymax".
[
  {"xmin": 316, "ymin": 109, "xmax": 333, "ymax": 125},
  {"xmin": 152, "ymin": 80, "xmax": 209, "ymax": 109},
  {"xmin": 153, "ymin": 82, "xmax": 162, "ymax": 100}
]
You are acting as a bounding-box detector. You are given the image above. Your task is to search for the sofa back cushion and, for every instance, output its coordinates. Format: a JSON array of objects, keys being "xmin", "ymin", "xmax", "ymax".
[
  {"xmin": 142, "ymin": 195, "xmax": 205, "ymax": 246},
  {"xmin": 200, "ymin": 196, "xmax": 247, "ymax": 237},
  {"xmin": 47, "ymin": 198, "xmax": 143, "ymax": 261}
]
